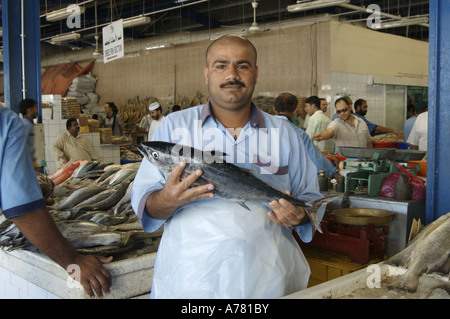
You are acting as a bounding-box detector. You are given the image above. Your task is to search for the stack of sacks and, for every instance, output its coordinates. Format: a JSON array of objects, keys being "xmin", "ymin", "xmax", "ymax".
[{"xmin": 65, "ymin": 73, "xmax": 100, "ymax": 112}]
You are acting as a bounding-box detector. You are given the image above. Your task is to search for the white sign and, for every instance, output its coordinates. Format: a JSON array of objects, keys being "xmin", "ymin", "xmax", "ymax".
[{"xmin": 102, "ymin": 19, "xmax": 124, "ymax": 63}]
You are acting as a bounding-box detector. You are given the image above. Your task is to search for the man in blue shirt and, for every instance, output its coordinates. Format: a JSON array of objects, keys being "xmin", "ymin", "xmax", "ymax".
[
  {"xmin": 131, "ymin": 35, "xmax": 325, "ymax": 298},
  {"xmin": 0, "ymin": 106, "xmax": 112, "ymax": 298},
  {"xmin": 354, "ymin": 98, "xmax": 402, "ymax": 137}
]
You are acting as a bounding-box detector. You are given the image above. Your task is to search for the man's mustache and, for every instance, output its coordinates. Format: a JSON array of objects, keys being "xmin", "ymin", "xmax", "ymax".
[{"xmin": 220, "ymin": 80, "xmax": 246, "ymax": 88}]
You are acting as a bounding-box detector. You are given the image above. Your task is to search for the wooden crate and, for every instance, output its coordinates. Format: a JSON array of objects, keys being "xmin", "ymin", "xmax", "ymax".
[
  {"xmin": 300, "ymin": 245, "xmax": 382, "ymax": 288},
  {"xmin": 98, "ymin": 128, "xmax": 112, "ymax": 144}
]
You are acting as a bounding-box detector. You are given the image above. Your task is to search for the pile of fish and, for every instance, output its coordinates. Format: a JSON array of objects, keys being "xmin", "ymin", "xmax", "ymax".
[
  {"xmin": 385, "ymin": 212, "xmax": 450, "ymax": 293},
  {"xmin": 0, "ymin": 160, "xmax": 162, "ymax": 261}
]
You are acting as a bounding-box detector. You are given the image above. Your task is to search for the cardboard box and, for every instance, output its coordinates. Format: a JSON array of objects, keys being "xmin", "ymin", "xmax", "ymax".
[{"xmin": 98, "ymin": 128, "xmax": 112, "ymax": 144}]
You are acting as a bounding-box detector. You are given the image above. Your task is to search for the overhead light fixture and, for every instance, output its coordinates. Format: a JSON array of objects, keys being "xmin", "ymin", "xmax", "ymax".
[
  {"xmin": 50, "ymin": 32, "xmax": 81, "ymax": 43},
  {"xmin": 287, "ymin": 0, "xmax": 349, "ymax": 12},
  {"xmin": 370, "ymin": 16, "xmax": 429, "ymax": 30},
  {"xmin": 46, "ymin": 5, "xmax": 85, "ymax": 22},
  {"xmin": 123, "ymin": 16, "xmax": 151, "ymax": 28}
]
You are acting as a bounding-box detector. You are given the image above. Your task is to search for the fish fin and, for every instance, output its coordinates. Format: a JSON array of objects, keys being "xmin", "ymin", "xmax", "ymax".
[
  {"xmin": 121, "ymin": 232, "xmax": 133, "ymax": 246},
  {"xmin": 237, "ymin": 167, "xmax": 260, "ymax": 175},
  {"xmin": 306, "ymin": 194, "xmax": 341, "ymax": 233},
  {"xmin": 236, "ymin": 201, "xmax": 251, "ymax": 211}
]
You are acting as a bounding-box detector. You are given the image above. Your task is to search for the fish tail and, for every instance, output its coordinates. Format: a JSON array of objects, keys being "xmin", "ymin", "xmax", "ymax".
[{"xmin": 305, "ymin": 195, "xmax": 340, "ymax": 233}]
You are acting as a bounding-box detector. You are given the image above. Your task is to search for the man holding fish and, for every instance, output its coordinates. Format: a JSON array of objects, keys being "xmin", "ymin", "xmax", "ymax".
[{"xmin": 132, "ymin": 35, "xmax": 327, "ymax": 298}]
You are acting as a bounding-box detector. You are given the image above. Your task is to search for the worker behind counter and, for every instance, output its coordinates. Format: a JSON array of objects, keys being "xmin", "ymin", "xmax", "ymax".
[
  {"xmin": 315, "ymin": 97, "xmax": 373, "ymax": 154},
  {"xmin": 274, "ymin": 93, "xmax": 340, "ymax": 180},
  {"xmin": 131, "ymin": 34, "xmax": 324, "ymax": 298},
  {"xmin": 0, "ymin": 107, "xmax": 112, "ymax": 298},
  {"xmin": 50, "ymin": 118, "xmax": 98, "ymax": 168},
  {"xmin": 103, "ymin": 102, "xmax": 124, "ymax": 136}
]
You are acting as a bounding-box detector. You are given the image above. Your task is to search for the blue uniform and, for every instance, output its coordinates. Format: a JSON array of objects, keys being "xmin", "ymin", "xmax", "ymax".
[
  {"xmin": 131, "ymin": 102, "xmax": 324, "ymax": 298},
  {"xmin": 0, "ymin": 107, "xmax": 45, "ymax": 219}
]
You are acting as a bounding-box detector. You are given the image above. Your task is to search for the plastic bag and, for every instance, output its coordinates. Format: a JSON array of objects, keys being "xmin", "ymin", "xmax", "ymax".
[{"xmin": 380, "ymin": 164, "xmax": 426, "ymax": 201}]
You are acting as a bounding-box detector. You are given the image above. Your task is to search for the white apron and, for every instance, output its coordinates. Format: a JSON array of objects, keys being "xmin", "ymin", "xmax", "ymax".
[{"xmin": 149, "ymin": 199, "xmax": 311, "ymax": 299}]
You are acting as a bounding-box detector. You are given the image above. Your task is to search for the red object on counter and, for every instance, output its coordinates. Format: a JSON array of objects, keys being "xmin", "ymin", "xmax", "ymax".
[{"xmin": 373, "ymin": 141, "xmax": 398, "ymax": 148}]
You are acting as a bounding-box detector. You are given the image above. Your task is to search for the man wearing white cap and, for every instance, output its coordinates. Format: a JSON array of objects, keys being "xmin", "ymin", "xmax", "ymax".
[
  {"xmin": 147, "ymin": 102, "xmax": 164, "ymax": 141},
  {"xmin": 138, "ymin": 104, "xmax": 153, "ymax": 141}
]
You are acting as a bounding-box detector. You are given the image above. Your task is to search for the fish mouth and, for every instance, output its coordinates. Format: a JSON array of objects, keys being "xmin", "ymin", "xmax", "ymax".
[{"xmin": 220, "ymin": 81, "xmax": 246, "ymax": 89}]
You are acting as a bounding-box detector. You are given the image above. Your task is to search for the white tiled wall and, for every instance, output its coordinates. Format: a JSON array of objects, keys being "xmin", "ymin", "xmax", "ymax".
[
  {"xmin": 41, "ymin": 95, "xmax": 120, "ymax": 174},
  {"xmin": 330, "ymin": 72, "xmax": 386, "ymax": 126}
]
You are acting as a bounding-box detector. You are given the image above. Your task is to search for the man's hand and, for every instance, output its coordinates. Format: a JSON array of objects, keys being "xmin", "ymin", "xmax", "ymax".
[
  {"xmin": 267, "ymin": 191, "xmax": 309, "ymax": 227},
  {"xmin": 146, "ymin": 162, "xmax": 215, "ymax": 220},
  {"xmin": 72, "ymin": 254, "xmax": 113, "ymax": 298}
]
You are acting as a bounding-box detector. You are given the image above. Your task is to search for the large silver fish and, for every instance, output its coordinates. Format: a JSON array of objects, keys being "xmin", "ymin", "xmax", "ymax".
[
  {"xmin": 386, "ymin": 212, "xmax": 450, "ymax": 293},
  {"xmin": 139, "ymin": 141, "xmax": 339, "ymax": 233}
]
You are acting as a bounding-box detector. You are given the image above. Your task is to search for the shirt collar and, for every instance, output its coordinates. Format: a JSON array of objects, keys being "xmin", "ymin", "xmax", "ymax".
[
  {"xmin": 275, "ymin": 114, "xmax": 292, "ymax": 122},
  {"xmin": 200, "ymin": 100, "xmax": 266, "ymax": 129},
  {"xmin": 66, "ymin": 131, "xmax": 80, "ymax": 138}
]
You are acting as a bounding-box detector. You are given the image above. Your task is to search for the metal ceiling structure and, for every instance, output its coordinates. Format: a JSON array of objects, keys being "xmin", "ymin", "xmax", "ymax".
[{"xmin": 0, "ymin": 0, "xmax": 430, "ymax": 51}]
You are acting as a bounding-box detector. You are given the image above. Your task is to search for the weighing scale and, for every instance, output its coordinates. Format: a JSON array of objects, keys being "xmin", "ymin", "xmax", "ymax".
[{"xmin": 339, "ymin": 147, "xmax": 426, "ymax": 197}]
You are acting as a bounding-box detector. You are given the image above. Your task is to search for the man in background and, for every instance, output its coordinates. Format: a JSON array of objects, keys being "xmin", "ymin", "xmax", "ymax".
[
  {"xmin": 147, "ymin": 102, "xmax": 165, "ymax": 141},
  {"xmin": 138, "ymin": 104, "xmax": 153, "ymax": 142},
  {"xmin": 19, "ymin": 99, "xmax": 39, "ymax": 169},
  {"xmin": 319, "ymin": 98, "xmax": 328, "ymax": 115},
  {"xmin": 404, "ymin": 101, "xmax": 427, "ymax": 141},
  {"xmin": 274, "ymin": 93, "xmax": 339, "ymax": 180},
  {"xmin": 304, "ymin": 96, "xmax": 334, "ymax": 154},
  {"xmin": 354, "ymin": 98, "xmax": 403, "ymax": 137},
  {"xmin": 50, "ymin": 117, "xmax": 97, "ymax": 167},
  {"xmin": 315, "ymin": 97, "xmax": 373, "ymax": 154},
  {"xmin": 407, "ymin": 101, "xmax": 428, "ymax": 152}
]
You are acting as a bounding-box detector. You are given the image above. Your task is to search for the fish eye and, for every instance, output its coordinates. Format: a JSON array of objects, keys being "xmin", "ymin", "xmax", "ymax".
[{"xmin": 151, "ymin": 151, "xmax": 159, "ymax": 160}]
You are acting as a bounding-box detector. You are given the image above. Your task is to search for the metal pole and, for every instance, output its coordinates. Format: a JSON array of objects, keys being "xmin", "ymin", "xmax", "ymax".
[{"xmin": 426, "ymin": 0, "xmax": 450, "ymax": 222}]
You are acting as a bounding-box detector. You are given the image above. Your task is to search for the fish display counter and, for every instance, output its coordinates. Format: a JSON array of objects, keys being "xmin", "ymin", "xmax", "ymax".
[
  {"xmin": 0, "ymin": 160, "xmax": 161, "ymax": 299},
  {"xmin": 0, "ymin": 247, "xmax": 156, "ymax": 299}
]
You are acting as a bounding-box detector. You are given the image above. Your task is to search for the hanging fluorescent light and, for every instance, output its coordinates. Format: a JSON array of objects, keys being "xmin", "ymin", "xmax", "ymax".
[
  {"xmin": 46, "ymin": 5, "xmax": 85, "ymax": 22},
  {"xmin": 287, "ymin": 0, "xmax": 349, "ymax": 12},
  {"xmin": 50, "ymin": 32, "xmax": 81, "ymax": 43},
  {"xmin": 370, "ymin": 16, "xmax": 429, "ymax": 30},
  {"xmin": 145, "ymin": 42, "xmax": 172, "ymax": 50},
  {"xmin": 123, "ymin": 16, "xmax": 151, "ymax": 28}
]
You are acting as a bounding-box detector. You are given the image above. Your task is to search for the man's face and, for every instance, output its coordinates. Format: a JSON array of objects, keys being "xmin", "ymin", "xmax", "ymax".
[
  {"xmin": 336, "ymin": 100, "xmax": 352, "ymax": 121},
  {"xmin": 204, "ymin": 39, "xmax": 258, "ymax": 112},
  {"xmin": 68, "ymin": 121, "xmax": 80, "ymax": 136},
  {"xmin": 358, "ymin": 102, "xmax": 368, "ymax": 116},
  {"xmin": 150, "ymin": 110, "xmax": 161, "ymax": 120},
  {"xmin": 30, "ymin": 105, "xmax": 39, "ymax": 118},
  {"xmin": 320, "ymin": 100, "xmax": 328, "ymax": 113},
  {"xmin": 304, "ymin": 103, "xmax": 315, "ymax": 116}
]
